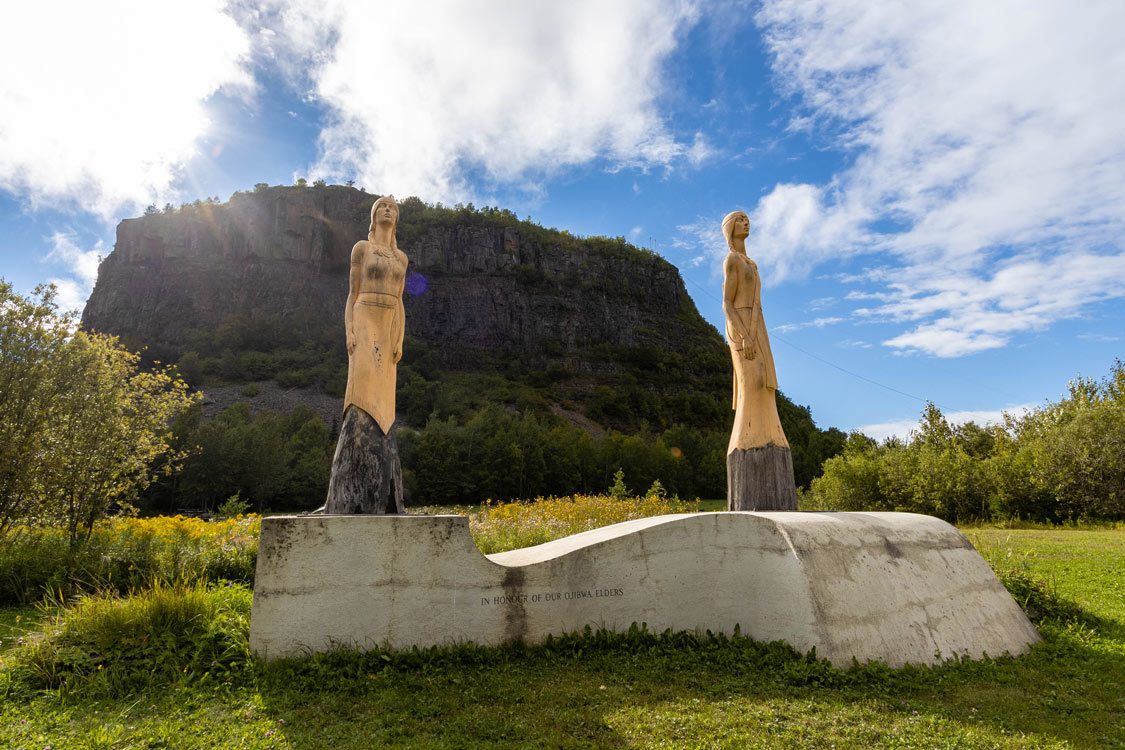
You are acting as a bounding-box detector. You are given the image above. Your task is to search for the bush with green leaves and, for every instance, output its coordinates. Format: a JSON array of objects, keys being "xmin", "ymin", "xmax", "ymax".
[
  {"xmin": 809, "ymin": 361, "xmax": 1125, "ymax": 522},
  {"xmin": 0, "ymin": 281, "xmax": 198, "ymax": 547}
]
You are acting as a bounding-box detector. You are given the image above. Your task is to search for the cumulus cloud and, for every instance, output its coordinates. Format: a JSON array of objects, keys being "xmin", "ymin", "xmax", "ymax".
[
  {"xmin": 0, "ymin": 1, "xmax": 254, "ymax": 218},
  {"xmin": 749, "ymin": 0, "xmax": 1125, "ymax": 357},
  {"xmin": 257, "ymin": 0, "xmax": 700, "ymax": 201},
  {"xmin": 858, "ymin": 404, "xmax": 1035, "ymax": 443}
]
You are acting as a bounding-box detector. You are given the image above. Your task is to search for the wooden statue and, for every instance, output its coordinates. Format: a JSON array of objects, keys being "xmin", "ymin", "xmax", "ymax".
[
  {"xmin": 325, "ymin": 195, "xmax": 408, "ymax": 514},
  {"xmin": 721, "ymin": 210, "xmax": 797, "ymax": 511}
]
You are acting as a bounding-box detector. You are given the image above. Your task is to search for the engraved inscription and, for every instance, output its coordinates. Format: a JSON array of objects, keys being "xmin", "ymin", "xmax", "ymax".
[{"xmin": 481, "ymin": 588, "xmax": 624, "ymax": 606}]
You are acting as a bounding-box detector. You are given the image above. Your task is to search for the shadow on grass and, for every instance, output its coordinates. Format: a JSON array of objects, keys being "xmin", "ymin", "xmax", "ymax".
[
  {"xmin": 3, "ymin": 592, "xmax": 1122, "ymax": 748},
  {"xmin": 248, "ymin": 620, "xmax": 1125, "ymax": 749}
]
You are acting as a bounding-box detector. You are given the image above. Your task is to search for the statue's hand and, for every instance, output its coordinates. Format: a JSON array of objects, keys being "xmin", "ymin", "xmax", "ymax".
[
  {"xmin": 346, "ymin": 330, "xmax": 356, "ymax": 355},
  {"xmin": 742, "ymin": 341, "xmax": 755, "ymax": 360},
  {"xmin": 392, "ymin": 343, "xmax": 402, "ymax": 364}
]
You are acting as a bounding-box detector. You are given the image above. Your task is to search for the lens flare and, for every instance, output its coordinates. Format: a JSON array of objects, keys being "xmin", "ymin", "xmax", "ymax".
[{"xmin": 406, "ymin": 272, "xmax": 428, "ymax": 296}]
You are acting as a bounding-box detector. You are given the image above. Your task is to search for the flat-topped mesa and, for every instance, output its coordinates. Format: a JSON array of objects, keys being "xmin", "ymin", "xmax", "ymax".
[{"xmin": 82, "ymin": 186, "xmax": 714, "ymax": 379}]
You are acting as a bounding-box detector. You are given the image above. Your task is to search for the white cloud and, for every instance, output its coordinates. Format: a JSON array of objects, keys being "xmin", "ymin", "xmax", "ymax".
[
  {"xmin": 46, "ymin": 232, "xmax": 101, "ymax": 289},
  {"xmin": 0, "ymin": 1, "xmax": 253, "ymax": 218},
  {"xmin": 874, "ymin": 252, "xmax": 1125, "ymax": 357},
  {"xmin": 858, "ymin": 404, "xmax": 1035, "ymax": 443},
  {"xmin": 773, "ymin": 316, "xmax": 843, "ymax": 334},
  {"xmin": 45, "ymin": 277, "xmax": 88, "ymax": 314},
  {"xmin": 43, "ymin": 232, "xmax": 105, "ymax": 312},
  {"xmin": 259, "ymin": 0, "xmax": 700, "ymax": 201},
  {"xmin": 686, "ymin": 131, "xmax": 716, "ymax": 167},
  {"xmin": 672, "ymin": 213, "xmax": 727, "ymax": 277},
  {"xmin": 750, "ymin": 0, "xmax": 1125, "ymax": 357}
]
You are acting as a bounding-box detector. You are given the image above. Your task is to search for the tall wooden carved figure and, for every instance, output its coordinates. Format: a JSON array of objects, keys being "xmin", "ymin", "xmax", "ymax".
[
  {"xmin": 325, "ymin": 195, "xmax": 407, "ymax": 514},
  {"xmin": 721, "ymin": 210, "xmax": 797, "ymax": 511}
]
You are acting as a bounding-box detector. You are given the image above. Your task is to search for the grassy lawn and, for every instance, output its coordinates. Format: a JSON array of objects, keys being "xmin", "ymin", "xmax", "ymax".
[
  {"xmin": 0, "ymin": 606, "xmax": 41, "ymax": 659},
  {"xmin": 1, "ymin": 526, "xmax": 1123, "ymax": 749}
]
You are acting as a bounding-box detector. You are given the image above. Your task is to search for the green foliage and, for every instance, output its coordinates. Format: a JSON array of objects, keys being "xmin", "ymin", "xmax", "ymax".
[
  {"xmin": 0, "ymin": 515, "xmax": 258, "ymax": 605},
  {"xmin": 0, "ymin": 282, "xmax": 199, "ymax": 547},
  {"xmin": 645, "ymin": 479, "xmax": 668, "ymax": 499},
  {"xmin": 399, "ymin": 406, "xmax": 729, "ymax": 505},
  {"xmin": 8, "ymin": 581, "xmax": 251, "ymax": 696},
  {"xmin": 215, "ymin": 494, "xmax": 250, "ymax": 519},
  {"xmin": 294, "ymin": 177, "xmax": 307, "ymax": 187},
  {"xmin": 810, "ymin": 363, "xmax": 1125, "ymax": 523},
  {"xmin": 145, "ymin": 404, "xmax": 333, "ymax": 514},
  {"xmin": 609, "ymin": 468, "xmax": 629, "ymax": 498}
]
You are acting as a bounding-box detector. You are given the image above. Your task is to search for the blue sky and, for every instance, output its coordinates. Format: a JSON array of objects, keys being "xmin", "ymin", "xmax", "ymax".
[{"xmin": 2, "ymin": 0, "xmax": 1123, "ymax": 438}]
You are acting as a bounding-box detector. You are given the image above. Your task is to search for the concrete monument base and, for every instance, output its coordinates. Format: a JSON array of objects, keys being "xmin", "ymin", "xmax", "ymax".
[{"xmin": 249, "ymin": 512, "xmax": 1040, "ymax": 667}]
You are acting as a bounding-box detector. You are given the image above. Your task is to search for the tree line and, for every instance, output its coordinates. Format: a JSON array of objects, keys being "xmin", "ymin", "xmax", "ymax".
[
  {"xmin": 808, "ymin": 361, "xmax": 1125, "ymax": 523},
  {"xmin": 138, "ymin": 401, "xmax": 844, "ymax": 512}
]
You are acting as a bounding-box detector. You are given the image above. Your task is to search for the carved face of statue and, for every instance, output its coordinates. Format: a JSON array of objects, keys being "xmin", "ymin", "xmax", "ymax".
[
  {"xmin": 721, "ymin": 210, "xmax": 750, "ymax": 248},
  {"xmin": 371, "ymin": 196, "xmax": 399, "ymax": 229}
]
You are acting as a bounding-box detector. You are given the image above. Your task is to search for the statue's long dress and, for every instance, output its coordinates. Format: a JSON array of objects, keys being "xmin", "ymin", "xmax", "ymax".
[
  {"xmin": 725, "ymin": 253, "xmax": 796, "ymax": 511},
  {"xmin": 326, "ymin": 242, "xmax": 407, "ymax": 514},
  {"xmin": 343, "ymin": 245, "xmax": 406, "ymax": 434},
  {"xmin": 726, "ymin": 255, "xmax": 788, "ymax": 454}
]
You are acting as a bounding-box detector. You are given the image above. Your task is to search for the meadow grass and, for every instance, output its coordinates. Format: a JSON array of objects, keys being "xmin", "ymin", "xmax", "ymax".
[
  {"xmin": 0, "ymin": 515, "xmax": 259, "ymax": 605},
  {"xmin": 0, "ymin": 524, "xmax": 1121, "ymax": 748},
  {"xmin": 468, "ymin": 495, "xmax": 700, "ymax": 554}
]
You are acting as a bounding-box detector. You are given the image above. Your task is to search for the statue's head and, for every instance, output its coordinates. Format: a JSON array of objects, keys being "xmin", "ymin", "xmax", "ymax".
[
  {"xmin": 721, "ymin": 210, "xmax": 750, "ymax": 250},
  {"xmin": 369, "ymin": 195, "xmax": 399, "ymax": 237}
]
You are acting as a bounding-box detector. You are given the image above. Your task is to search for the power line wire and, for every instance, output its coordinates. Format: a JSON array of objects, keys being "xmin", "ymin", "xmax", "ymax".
[{"xmin": 678, "ymin": 275, "xmax": 942, "ymax": 409}]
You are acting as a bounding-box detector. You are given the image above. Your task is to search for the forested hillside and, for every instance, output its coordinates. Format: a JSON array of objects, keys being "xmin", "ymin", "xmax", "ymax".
[{"xmin": 83, "ymin": 185, "xmax": 845, "ymax": 510}]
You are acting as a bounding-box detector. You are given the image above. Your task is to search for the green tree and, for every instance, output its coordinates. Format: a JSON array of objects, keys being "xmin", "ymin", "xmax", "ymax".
[
  {"xmin": 0, "ymin": 281, "xmax": 198, "ymax": 547},
  {"xmin": 609, "ymin": 468, "xmax": 629, "ymax": 499}
]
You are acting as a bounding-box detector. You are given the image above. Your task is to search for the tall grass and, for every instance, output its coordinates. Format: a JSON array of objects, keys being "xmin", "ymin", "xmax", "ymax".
[
  {"xmin": 0, "ymin": 515, "xmax": 259, "ymax": 605},
  {"xmin": 470, "ymin": 494, "xmax": 699, "ymax": 554},
  {"xmin": 7, "ymin": 580, "xmax": 251, "ymax": 696}
]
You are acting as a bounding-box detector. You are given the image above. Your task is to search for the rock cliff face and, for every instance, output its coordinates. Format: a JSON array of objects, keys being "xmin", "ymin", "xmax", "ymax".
[{"xmin": 83, "ymin": 186, "xmax": 729, "ymax": 427}]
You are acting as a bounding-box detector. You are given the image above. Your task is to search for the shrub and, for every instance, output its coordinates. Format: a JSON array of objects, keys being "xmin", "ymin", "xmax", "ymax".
[
  {"xmin": 8, "ymin": 581, "xmax": 251, "ymax": 696},
  {"xmin": 216, "ymin": 493, "xmax": 251, "ymax": 519},
  {"xmin": 470, "ymin": 494, "xmax": 699, "ymax": 554},
  {"xmin": 808, "ymin": 363, "xmax": 1125, "ymax": 522}
]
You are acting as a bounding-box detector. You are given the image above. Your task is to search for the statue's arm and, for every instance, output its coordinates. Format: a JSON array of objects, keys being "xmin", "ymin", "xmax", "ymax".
[
  {"xmin": 722, "ymin": 255, "xmax": 750, "ymax": 346},
  {"xmin": 746, "ymin": 262, "xmax": 763, "ymax": 346},
  {"xmin": 345, "ymin": 242, "xmax": 363, "ymax": 354},
  {"xmin": 393, "ymin": 253, "xmax": 407, "ymax": 363}
]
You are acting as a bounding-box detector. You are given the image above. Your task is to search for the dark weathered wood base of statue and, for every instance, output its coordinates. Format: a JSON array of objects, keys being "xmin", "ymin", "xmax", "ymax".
[
  {"xmin": 727, "ymin": 445, "xmax": 798, "ymax": 511},
  {"xmin": 325, "ymin": 406, "xmax": 404, "ymax": 514}
]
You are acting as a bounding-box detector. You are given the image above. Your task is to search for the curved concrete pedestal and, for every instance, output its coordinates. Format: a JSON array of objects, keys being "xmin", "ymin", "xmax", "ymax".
[{"xmin": 250, "ymin": 512, "xmax": 1039, "ymax": 667}]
